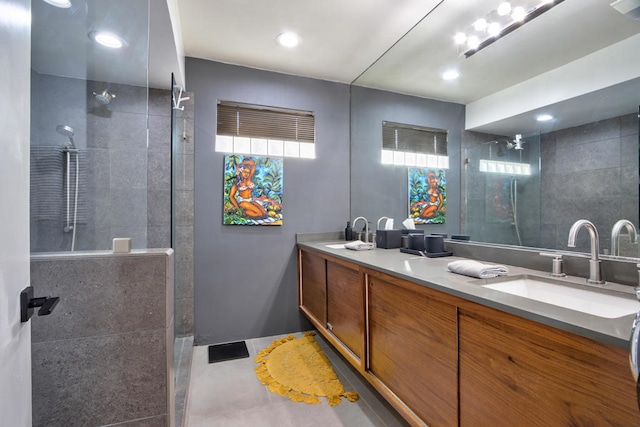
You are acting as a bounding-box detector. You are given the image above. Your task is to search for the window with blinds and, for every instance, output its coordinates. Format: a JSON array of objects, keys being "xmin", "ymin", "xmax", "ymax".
[
  {"xmin": 381, "ymin": 121, "xmax": 449, "ymax": 168},
  {"xmin": 215, "ymin": 101, "xmax": 316, "ymax": 158}
]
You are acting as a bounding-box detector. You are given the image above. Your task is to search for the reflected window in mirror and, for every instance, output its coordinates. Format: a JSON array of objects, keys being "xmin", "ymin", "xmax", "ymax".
[{"xmin": 381, "ymin": 121, "xmax": 449, "ymax": 168}]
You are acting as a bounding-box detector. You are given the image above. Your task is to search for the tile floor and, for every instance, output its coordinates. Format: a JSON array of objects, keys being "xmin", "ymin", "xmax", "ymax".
[{"xmin": 183, "ymin": 331, "xmax": 410, "ymax": 427}]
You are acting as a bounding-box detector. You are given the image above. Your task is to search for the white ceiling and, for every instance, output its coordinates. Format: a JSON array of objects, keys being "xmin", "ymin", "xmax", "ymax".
[
  {"xmin": 176, "ymin": 0, "xmax": 444, "ymax": 84},
  {"xmin": 31, "ymin": 0, "xmax": 640, "ymax": 136},
  {"xmin": 175, "ymin": 0, "xmax": 640, "ymax": 135}
]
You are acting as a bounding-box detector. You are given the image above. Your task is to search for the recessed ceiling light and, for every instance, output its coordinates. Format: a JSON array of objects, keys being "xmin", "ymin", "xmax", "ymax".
[
  {"xmin": 536, "ymin": 114, "xmax": 554, "ymax": 121},
  {"xmin": 442, "ymin": 70, "xmax": 460, "ymax": 81},
  {"xmin": 276, "ymin": 32, "xmax": 299, "ymax": 48},
  {"xmin": 43, "ymin": 0, "xmax": 71, "ymax": 8},
  {"xmin": 89, "ymin": 30, "xmax": 126, "ymax": 49}
]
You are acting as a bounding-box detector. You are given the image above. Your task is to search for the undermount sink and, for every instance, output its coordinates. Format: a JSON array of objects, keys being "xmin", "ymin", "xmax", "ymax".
[{"xmin": 480, "ymin": 274, "xmax": 640, "ymax": 319}]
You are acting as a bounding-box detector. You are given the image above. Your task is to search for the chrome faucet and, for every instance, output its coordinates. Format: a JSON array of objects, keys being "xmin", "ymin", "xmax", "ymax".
[
  {"xmin": 567, "ymin": 219, "xmax": 604, "ymax": 284},
  {"xmin": 611, "ymin": 219, "xmax": 638, "ymax": 256},
  {"xmin": 352, "ymin": 216, "xmax": 369, "ymax": 243}
]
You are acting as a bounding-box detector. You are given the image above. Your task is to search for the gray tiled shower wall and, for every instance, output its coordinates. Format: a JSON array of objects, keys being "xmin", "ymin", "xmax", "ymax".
[
  {"xmin": 169, "ymin": 93, "xmax": 195, "ymax": 337},
  {"xmin": 146, "ymin": 87, "xmax": 195, "ymax": 337},
  {"xmin": 30, "ymin": 250, "xmax": 174, "ymax": 427},
  {"xmin": 30, "ymin": 73, "xmax": 194, "ymax": 336},
  {"xmin": 540, "ymin": 114, "xmax": 639, "ymax": 254},
  {"xmin": 30, "ymin": 72, "xmax": 149, "ymax": 251}
]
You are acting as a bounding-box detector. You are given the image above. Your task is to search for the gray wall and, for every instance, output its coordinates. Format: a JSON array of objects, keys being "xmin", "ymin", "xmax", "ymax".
[
  {"xmin": 30, "ymin": 251, "xmax": 174, "ymax": 427},
  {"xmin": 187, "ymin": 59, "xmax": 350, "ymax": 345},
  {"xmin": 350, "ymin": 85, "xmax": 465, "ymax": 235}
]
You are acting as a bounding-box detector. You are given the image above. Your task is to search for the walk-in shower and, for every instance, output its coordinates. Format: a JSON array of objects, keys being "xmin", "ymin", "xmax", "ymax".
[{"xmin": 30, "ymin": 0, "xmax": 150, "ymax": 253}]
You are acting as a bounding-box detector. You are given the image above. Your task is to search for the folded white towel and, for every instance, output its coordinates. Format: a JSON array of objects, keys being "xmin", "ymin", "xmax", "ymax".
[
  {"xmin": 344, "ymin": 240, "xmax": 375, "ymax": 251},
  {"xmin": 447, "ymin": 260, "xmax": 509, "ymax": 279}
]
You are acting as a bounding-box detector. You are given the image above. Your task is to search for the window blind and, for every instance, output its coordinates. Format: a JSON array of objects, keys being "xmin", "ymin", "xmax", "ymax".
[
  {"xmin": 217, "ymin": 102, "xmax": 315, "ymax": 143},
  {"xmin": 382, "ymin": 121, "xmax": 448, "ymax": 155}
]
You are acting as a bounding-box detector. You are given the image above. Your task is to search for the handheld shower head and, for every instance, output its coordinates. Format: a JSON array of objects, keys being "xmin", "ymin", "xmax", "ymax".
[
  {"xmin": 56, "ymin": 124, "xmax": 76, "ymax": 148},
  {"xmin": 93, "ymin": 89, "xmax": 116, "ymax": 105},
  {"xmin": 56, "ymin": 124, "xmax": 74, "ymax": 138}
]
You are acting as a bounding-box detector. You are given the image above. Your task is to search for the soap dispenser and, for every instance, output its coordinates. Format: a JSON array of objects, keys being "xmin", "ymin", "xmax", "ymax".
[{"xmin": 345, "ymin": 221, "xmax": 353, "ymax": 241}]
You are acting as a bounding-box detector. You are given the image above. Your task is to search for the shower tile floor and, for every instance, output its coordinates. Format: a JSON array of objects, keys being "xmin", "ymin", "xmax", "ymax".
[{"xmin": 182, "ymin": 331, "xmax": 410, "ymax": 427}]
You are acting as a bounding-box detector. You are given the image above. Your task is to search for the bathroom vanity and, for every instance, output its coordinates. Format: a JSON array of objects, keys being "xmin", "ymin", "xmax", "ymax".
[{"xmin": 297, "ymin": 235, "xmax": 640, "ymax": 426}]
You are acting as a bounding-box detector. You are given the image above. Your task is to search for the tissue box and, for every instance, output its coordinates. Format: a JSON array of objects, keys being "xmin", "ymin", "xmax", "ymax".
[{"xmin": 376, "ymin": 230, "xmax": 402, "ymax": 249}]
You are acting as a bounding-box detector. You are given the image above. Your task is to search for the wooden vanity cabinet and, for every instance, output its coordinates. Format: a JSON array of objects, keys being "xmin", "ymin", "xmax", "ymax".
[
  {"xmin": 326, "ymin": 260, "xmax": 364, "ymax": 361},
  {"xmin": 367, "ymin": 270, "xmax": 458, "ymax": 427},
  {"xmin": 298, "ymin": 249, "xmax": 365, "ymax": 367},
  {"xmin": 458, "ymin": 302, "xmax": 640, "ymax": 426},
  {"xmin": 299, "ymin": 250, "xmax": 327, "ymax": 326},
  {"xmin": 298, "ymin": 246, "xmax": 640, "ymax": 427}
]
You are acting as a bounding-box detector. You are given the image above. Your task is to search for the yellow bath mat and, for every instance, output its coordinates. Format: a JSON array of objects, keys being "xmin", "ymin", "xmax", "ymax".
[{"xmin": 254, "ymin": 332, "xmax": 359, "ymax": 406}]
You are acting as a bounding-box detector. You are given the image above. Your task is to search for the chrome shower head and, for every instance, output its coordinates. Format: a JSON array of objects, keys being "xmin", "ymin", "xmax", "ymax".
[
  {"xmin": 513, "ymin": 134, "xmax": 525, "ymax": 150},
  {"xmin": 93, "ymin": 89, "xmax": 116, "ymax": 105}
]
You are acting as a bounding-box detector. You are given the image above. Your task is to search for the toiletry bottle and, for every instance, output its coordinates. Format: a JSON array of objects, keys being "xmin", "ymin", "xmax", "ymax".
[{"xmin": 345, "ymin": 222, "xmax": 353, "ymax": 241}]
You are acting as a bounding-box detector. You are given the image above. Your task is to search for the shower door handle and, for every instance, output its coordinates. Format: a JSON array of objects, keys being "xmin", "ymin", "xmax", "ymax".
[{"xmin": 20, "ymin": 286, "xmax": 60, "ymax": 322}]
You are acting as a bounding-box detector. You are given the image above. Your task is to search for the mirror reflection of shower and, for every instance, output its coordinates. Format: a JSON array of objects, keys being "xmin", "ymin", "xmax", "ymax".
[
  {"xmin": 488, "ymin": 136, "xmax": 526, "ymax": 246},
  {"xmin": 57, "ymin": 124, "xmax": 80, "ymax": 251},
  {"xmin": 463, "ymin": 131, "xmax": 541, "ymax": 248}
]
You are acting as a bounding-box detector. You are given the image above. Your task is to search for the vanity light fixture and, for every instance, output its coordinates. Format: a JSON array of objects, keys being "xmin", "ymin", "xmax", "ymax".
[
  {"xmin": 43, "ymin": 0, "xmax": 71, "ymax": 8},
  {"xmin": 536, "ymin": 114, "xmax": 554, "ymax": 121},
  {"xmin": 497, "ymin": 1, "xmax": 512, "ymax": 16},
  {"xmin": 89, "ymin": 30, "xmax": 127, "ymax": 49},
  {"xmin": 456, "ymin": 0, "xmax": 565, "ymax": 58},
  {"xmin": 276, "ymin": 32, "xmax": 300, "ymax": 48}
]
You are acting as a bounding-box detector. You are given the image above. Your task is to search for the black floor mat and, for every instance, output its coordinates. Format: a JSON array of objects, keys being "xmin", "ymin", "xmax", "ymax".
[{"xmin": 208, "ymin": 341, "xmax": 249, "ymax": 363}]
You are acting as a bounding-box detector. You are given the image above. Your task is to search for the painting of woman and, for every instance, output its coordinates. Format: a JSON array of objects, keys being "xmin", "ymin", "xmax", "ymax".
[
  {"xmin": 229, "ymin": 159, "xmax": 268, "ymax": 219},
  {"xmin": 223, "ymin": 155, "xmax": 283, "ymax": 225},
  {"xmin": 408, "ymin": 168, "xmax": 446, "ymax": 224}
]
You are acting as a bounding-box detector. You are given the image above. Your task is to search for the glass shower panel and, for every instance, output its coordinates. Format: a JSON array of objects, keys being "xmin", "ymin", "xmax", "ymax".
[
  {"xmin": 463, "ymin": 132, "xmax": 542, "ymax": 247},
  {"xmin": 30, "ymin": 0, "xmax": 149, "ymax": 252}
]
